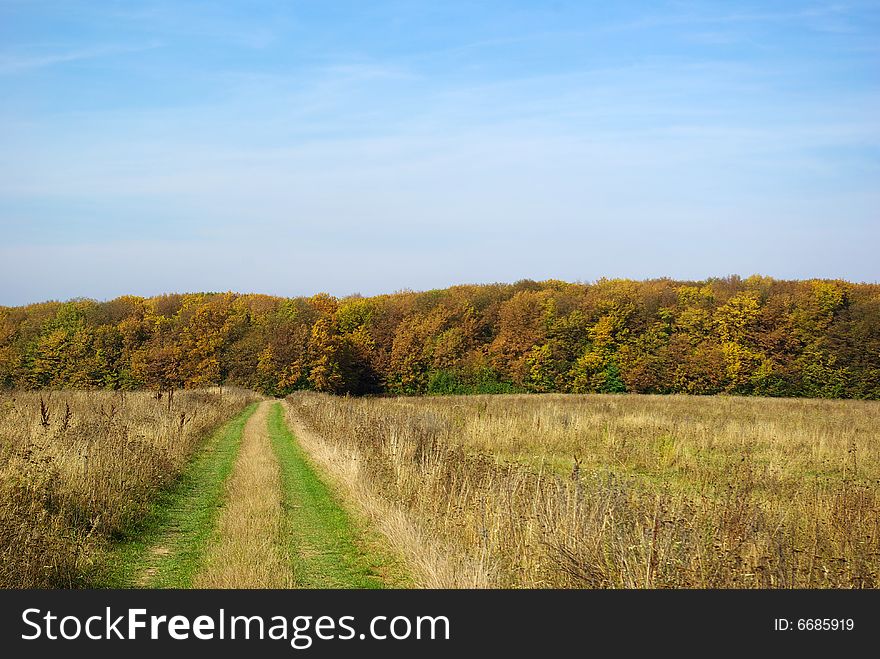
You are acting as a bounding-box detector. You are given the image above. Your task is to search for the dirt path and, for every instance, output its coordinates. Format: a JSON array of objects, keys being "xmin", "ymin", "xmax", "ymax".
[
  {"xmin": 267, "ymin": 402, "xmax": 399, "ymax": 588},
  {"xmin": 105, "ymin": 404, "xmax": 256, "ymax": 588},
  {"xmin": 194, "ymin": 401, "xmax": 292, "ymax": 588},
  {"xmin": 113, "ymin": 399, "xmax": 404, "ymax": 589}
]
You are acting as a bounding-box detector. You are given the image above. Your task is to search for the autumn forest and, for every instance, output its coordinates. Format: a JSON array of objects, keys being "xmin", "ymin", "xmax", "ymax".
[{"xmin": 2, "ymin": 276, "xmax": 877, "ymax": 400}]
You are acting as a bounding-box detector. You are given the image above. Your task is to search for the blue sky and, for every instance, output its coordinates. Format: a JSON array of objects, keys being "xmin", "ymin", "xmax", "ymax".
[{"xmin": 1, "ymin": 1, "xmax": 878, "ymax": 304}]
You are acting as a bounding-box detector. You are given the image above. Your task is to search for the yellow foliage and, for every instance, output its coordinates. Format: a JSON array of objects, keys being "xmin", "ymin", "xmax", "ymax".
[
  {"xmin": 721, "ymin": 341, "xmax": 764, "ymax": 390},
  {"xmin": 714, "ymin": 291, "xmax": 760, "ymax": 343}
]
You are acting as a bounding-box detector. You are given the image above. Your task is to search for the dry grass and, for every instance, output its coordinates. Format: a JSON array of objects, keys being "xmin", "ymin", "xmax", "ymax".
[
  {"xmin": 284, "ymin": 405, "xmax": 489, "ymax": 588},
  {"xmin": 195, "ymin": 402, "xmax": 292, "ymax": 588},
  {"xmin": 0, "ymin": 387, "xmax": 259, "ymax": 587},
  {"xmin": 286, "ymin": 392, "xmax": 880, "ymax": 588}
]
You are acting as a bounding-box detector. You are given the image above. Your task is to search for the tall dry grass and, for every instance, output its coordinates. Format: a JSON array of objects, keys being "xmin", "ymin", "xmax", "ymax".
[
  {"xmin": 0, "ymin": 387, "xmax": 258, "ymax": 587},
  {"xmin": 284, "ymin": 406, "xmax": 489, "ymax": 588},
  {"xmin": 286, "ymin": 392, "xmax": 880, "ymax": 588}
]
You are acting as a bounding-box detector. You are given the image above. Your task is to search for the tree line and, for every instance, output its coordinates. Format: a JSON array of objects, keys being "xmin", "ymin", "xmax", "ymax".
[{"xmin": 1, "ymin": 276, "xmax": 877, "ymax": 399}]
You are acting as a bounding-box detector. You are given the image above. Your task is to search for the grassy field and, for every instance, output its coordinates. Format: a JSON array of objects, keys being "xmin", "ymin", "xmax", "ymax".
[
  {"xmin": 0, "ymin": 388, "xmax": 258, "ymax": 587},
  {"xmin": 2, "ymin": 386, "xmax": 876, "ymax": 589},
  {"xmin": 0, "ymin": 391, "xmax": 405, "ymax": 589},
  {"xmin": 286, "ymin": 392, "xmax": 880, "ymax": 588}
]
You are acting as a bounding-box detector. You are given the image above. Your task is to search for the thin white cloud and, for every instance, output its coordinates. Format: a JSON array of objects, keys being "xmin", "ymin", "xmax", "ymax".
[
  {"xmin": 104, "ymin": 2, "xmax": 282, "ymax": 49},
  {"xmin": 607, "ymin": 2, "xmax": 868, "ymax": 33},
  {"xmin": 0, "ymin": 42, "xmax": 162, "ymax": 75}
]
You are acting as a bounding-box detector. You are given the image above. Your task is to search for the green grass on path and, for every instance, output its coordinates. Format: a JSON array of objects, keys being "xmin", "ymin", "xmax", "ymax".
[
  {"xmin": 102, "ymin": 403, "xmax": 257, "ymax": 588},
  {"xmin": 268, "ymin": 402, "xmax": 390, "ymax": 589}
]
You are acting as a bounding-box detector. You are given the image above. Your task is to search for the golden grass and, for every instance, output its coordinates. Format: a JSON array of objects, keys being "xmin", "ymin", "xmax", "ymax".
[
  {"xmin": 286, "ymin": 392, "xmax": 880, "ymax": 588},
  {"xmin": 283, "ymin": 404, "xmax": 489, "ymax": 588},
  {"xmin": 194, "ymin": 402, "xmax": 292, "ymax": 588},
  {"xmin": 0, "ymin": 387, "xmax": 259, "ymax": 587}
]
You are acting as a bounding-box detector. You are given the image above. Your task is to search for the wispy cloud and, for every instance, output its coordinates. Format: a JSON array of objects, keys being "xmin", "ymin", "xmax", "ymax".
[
  {"xmin": 0, "ymin": 42, "xmax": 162, "ymax": 75},
  {"xmin": 321, "ymin": 61, "xmax": 419, "ymax": 83},
  {"xmin": 608, "ymin": 2, "xmax": 870, "ymax": 33},
  {"xmin": 105, "ymin": 2, "xmax": 282, "ymax": 49}
]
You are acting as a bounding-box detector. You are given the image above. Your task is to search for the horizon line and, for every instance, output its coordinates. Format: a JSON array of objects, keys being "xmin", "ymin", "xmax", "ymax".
[{"xmin": 4, "ymin": 273, "xmax": 879, "ymax": 308}]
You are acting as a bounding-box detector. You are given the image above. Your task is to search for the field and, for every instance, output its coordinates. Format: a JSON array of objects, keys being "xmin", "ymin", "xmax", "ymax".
[
  {"xmin": 287, "ymin": 392, "xmax": 880, "ymax": 588},
  {"xmin": 0, "ymin": 390, "xmax": 405, "ymax": 589},
  {"xmin": 1, "ymin": 389, "xmax": 877, "ymax": 589},
  {"xmin": 0, "ymin": 388, "xmax": 257, "ymax": 587}
]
